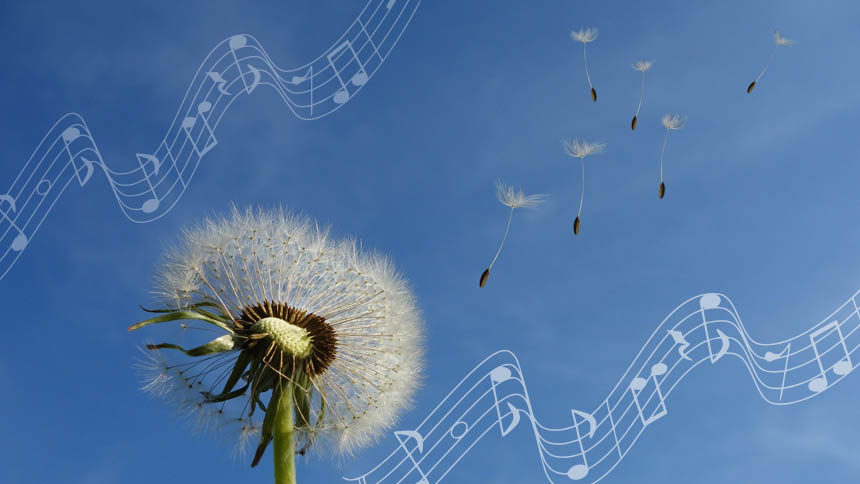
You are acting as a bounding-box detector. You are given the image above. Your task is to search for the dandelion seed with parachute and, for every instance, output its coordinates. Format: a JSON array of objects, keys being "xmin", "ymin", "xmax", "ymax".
[
  {"xmin": 562, "ymin": 138, "xmax": 606, "ymax": 235},
  {"xmin": 631, "ymin": 60, "xmax": 653, "ymax": 130},
  {"xmin": 479, "ymin": 182, "xmax": 546, "ymax": 288},
  {"xmin": 657, "ymin": 113, "xmax": 686, "ymax": 199},
  {"xmin": 128, "ymin": 207, "xmax": 424, "ymax": 484},
  {"xmin": 747, "ymin": 30, "xmax": 794, "ymax": 93},
  {"xmin": 571, "ymin": 27, "xmax": 599, "ymax": 102}
]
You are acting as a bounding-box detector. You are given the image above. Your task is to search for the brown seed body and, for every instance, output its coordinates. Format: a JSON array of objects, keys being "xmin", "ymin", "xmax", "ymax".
[
  {"xmin": 479, "ymin": 268, "xmax": 490, "ymax": 288},
  {"xmin": 659, "ymin": 182, "xmax": 666, "ymax": 199},
  {"xmin": 591, "ymin": 88, "xmax": 597, "ymax": 102},
  {"xmin": 747, "ymin": 81, "xmax": 756, "ymax": 93},
  {"xmin": 573, "ymin": 216, "xmax": 581, "ymax": 235},
  {"xmin": 631, "ymin": 116, "xmax": 638, "ymax": 130}
]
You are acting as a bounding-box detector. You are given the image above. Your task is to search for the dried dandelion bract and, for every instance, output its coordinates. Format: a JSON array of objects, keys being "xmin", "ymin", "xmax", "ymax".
[{"xmin": 129, "ymin": 207, "xmax": 424, "ymax": 484}]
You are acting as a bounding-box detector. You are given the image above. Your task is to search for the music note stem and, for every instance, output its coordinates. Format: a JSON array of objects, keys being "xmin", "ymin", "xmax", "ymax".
[{"xmin": 779, "ymin": 343, "xmax": 790, "ymax": 401}]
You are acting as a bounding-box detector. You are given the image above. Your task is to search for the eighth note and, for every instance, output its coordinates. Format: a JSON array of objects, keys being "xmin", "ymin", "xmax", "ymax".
[
  {"xmin": 135, "ymin": 153, "xmax": 162, "ymax": 213},
  {"xmin": 327, "ymin": 40, "xmax": 368, "ymax": 104},
  {"xmin": 182, "ymin": 101, "xmax": 218, "ymax": 157},
  {"xmin": 808, "ymin": 321, "xmax": 853, "ymax": 393},
  {"xmin": 629, "ymin": 362, "xmax": 668, "ymax": 427},
  {"xmin": 489, "ymin": 365, "xmax": 521, "ymax": 436},
  {"xmin": 0, "ymin": 195, "xmax": 27, "ymax": 251},
  {"xmin": 566, "ymin": 409, "xmax": 596, "ymax": 480},
  {"xmin": 394, "ymin": 430, "xmax": 430, "ymax": 484}
]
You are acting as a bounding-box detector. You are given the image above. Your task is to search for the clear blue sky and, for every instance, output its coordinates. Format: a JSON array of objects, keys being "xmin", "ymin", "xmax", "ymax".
[{"xmin": 2, "ymin": 1, "xmax": 860, "ymax": 483}]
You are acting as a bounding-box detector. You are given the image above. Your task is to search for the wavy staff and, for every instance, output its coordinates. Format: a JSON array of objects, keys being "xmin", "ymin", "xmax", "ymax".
[
  {"xmin": 346, "ymin": 288, "xmax": 860, "ymax": 483},
  {"xmin": 0, "ymin": 0, "xmax": 420, "ymax": 281}
]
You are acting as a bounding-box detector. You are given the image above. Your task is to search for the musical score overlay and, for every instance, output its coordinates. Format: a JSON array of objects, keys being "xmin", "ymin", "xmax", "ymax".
[
  {"xmin": 0, "ymin": 0, "xmax": 420, "ymax": 281},
  {"xmin": 345, "ymin": 289, "xmax": 860, "ymax": 483}
]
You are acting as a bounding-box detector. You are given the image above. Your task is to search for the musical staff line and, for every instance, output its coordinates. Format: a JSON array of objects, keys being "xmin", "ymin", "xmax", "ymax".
[
  {"xmin": 0, "ymin": 0, "xmax": 421, "ymax": 281},
  {"xmin": 346, "ymin": 287, "xmax": 860, "ymax": 483}
]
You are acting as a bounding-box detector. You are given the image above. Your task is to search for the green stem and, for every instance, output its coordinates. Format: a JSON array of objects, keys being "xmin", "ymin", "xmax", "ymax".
[{"xmin": 273, "ymin": 382, "xmax": 296, "ymax": 484}]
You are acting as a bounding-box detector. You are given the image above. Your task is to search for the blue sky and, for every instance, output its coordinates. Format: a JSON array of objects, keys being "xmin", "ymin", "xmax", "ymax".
[{"xmin": 2, "ymin": 1, "xmax": 860, "ymax": 483}]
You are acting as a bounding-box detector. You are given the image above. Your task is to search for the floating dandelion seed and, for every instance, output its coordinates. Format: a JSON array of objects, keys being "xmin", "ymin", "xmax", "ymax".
[
  {"xmin": 128, "ymin": 207, "xmax": 424, "ymax": 484},
  {"xmin": 479, "ymin": 182, "xmax": 546, "ymax": 288},
  {"xmin": 657, "ymin": 113, "xmax": 687, "ymax": 199},
  {"xmin": 747, "ymin": 30, "xmax": 794, "ymax": 93},
  {"xmin": 571, "ymin": 27, "xmax": 599, "ymax": 102},
  {"xmin": 562, "ymin": 138, "xmax": 606, "ymax": 235},
  {"xmin": 631, "ymin": 60, "xmax": 654, "ymax": 130}
]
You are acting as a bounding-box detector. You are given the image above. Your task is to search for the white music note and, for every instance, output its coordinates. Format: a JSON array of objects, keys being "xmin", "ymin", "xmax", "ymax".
[
  {"xmin": 394, "ymin": 430, "xmax": 430, "ymax": 484},
  {"xmin": 629, "ymin": 363, "xmax": 668, "ymax": 427},
  {"xmin": 566, "ymin": 409, "xmax": 595, "ymax": 480},
  {"xmin": 327, "ymin": 40, "xmax": 368, "ymax": 104},
  {"xmin": 135, "ymin": 153, "xmax": 161, "ymax": 213},
  {"xmin": 449, "ymin": 421, "xmax": 468, "ymax": 440},
  {"xmin": 291, "ymin": 66, "xmax": 314, "ymax": 115},
  {"xmin": 488, "ymin": 366, "xmax": 520, "ymax": 436},
  {"xmin": 808, "ymin": 321, "xmax": 853, "ymax": 393},
  {"xmin": 667, "ymin": 330, "xmax": 692, "ymax": 361},
  {"xmin": 182, "ymin": 101, "xmax": 218, "ymax": 157},
  {"xmin": 227, "ymin": 35, "xmax": 260, "ymax": 94},
  {"xmin": 206, "ymin": 71, "xmax": 231, "ymax": 95},
  {"xmin": 61, "ymin": 127, "xmax": 96, "ymax": 187},
  {"xmin": 699, "ymin": 293, "xmax": 724, "ymax": 363},
  {"xmin": 764, "ymin": 343, "xmax": 791, "ymax": 401},
  {"xmin": 0, "ymin": 195, "xmax": 27, "ymax": 251}
]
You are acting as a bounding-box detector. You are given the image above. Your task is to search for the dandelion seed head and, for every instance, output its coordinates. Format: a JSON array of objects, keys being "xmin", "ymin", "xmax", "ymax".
[
  {"xmin": 571, "ymin": 27, "xmax": 598, "ymax": 44},
  {"xmin": 774, "ymin": 30, "xmax": 794, "ymax": 46},
  {"xmin": 495, "ymin": 181, "xmax": 547, "ymax": 209},
  {"xmin": 136, "ymin": 206, "xmax": 425, "ymax": 459},
  {"xmin": 562, "ymin": 138, "xmax": 607, "ymax": 159},
  {"xmin": 661, "ymin": 113, "xmax": 687, "ymax": 130},
  {"xmin": 633, "ymin": 60, "xmax": 654, "ymax": 72}
]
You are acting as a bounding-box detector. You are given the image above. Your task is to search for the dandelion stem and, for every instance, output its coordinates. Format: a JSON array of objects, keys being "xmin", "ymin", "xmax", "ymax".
[
  {"xmin": 488, "ymin": 206, "xmax": 514, "ymax": 270},
  {"xmin": 659, "ymin": 130, "xmax": 669, "ymax": 182},
  {"xmin": 754, "ymin": 44, "xmax": 778, "ymax": 83},
  {"xmin": 583, "ymin": 43, "xmax": 593, "ymax": 90},
  {"xmin": 273, "ymin": 382, "xmax": 297, "ymax": 484},
  {"xmin": 635, "ymin": 70, "xmax": 646, "ymax": 116},
  {"xmin": 577, "ymin": 157, "xmax": 586, "ymax": 218}
]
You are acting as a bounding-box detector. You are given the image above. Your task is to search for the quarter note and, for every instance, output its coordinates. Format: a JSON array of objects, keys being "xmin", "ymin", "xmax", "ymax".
[
  {"xmin": 327, "ymin": 40, "xmax": 368, "ymax": 104},
  {"xmin": 394, "ymin": 430, "xmax": 430, "ymax": 484},
  {"xmin": 290, "ymin": 66, "xmax": 314, "ymax": 116},
  {"xmin": 808, "ymin": 321, "xmax": 853, "ymax": 393},
  {"xmin": 182, "ymin": 101, "xmax": 218, "ymax": 157},
  {"xmin": 0, "ymin": 195, "xmax": 27, "ymax": 251},
  {"xmin": 764, "ymin": 343, "xmax": 791, "ymax": 401},
  {"xmin": 488, "ymin": 365, "xmax": 520, "ymax": 436},
  {"xmin": 629, "ymin": 362, "xmax": 668, "ymax": 427}
]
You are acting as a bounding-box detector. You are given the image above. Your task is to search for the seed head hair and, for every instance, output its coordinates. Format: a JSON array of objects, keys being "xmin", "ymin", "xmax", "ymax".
[{"xmin": 129, "ymin": 206, "xmax": 424, "ymax": 469}]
